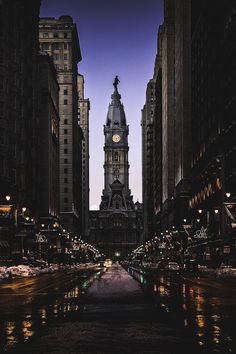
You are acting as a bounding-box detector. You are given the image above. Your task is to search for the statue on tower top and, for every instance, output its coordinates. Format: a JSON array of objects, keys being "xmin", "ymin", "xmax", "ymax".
[{"xmin": 113, "ymin": 75, "xmax": 120, "ymax": 90}]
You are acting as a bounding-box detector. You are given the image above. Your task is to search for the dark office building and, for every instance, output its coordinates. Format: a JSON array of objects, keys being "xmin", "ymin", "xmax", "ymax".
[
  {"xmin": 187, "ymin": 0, "xmax": 236, "ymax": 264},
  {"xmin": 37, "ymin": 52, "xmax": 60, "ymax": 219},
  {"xmin": 0, "ymin": 0, "xmax": 41, "ymax": 260}
]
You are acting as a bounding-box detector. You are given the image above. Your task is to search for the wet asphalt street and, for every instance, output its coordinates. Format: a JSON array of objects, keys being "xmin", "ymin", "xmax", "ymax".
[
  {"xmin": 0, "ymin": 264, "xmax": 236, "ymax": 353},
  {"xmin": 0, "ymin": 266, "xmax": 103, "ymax": 353}
]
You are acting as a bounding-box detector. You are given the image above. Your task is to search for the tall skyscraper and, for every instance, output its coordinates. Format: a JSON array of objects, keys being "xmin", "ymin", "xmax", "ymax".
[
  {"xmin": 141, "ymin": 79, "xmax": 155, "ymax": 240},
  {"xmin": 77, "ymin": 74, "xmax": 90, "ymax": 238},
  {"xmin": 38, "ymin": 52, "xmax": 60, "ymax": 219},
  {"xmin": 142, "ymin": 0, "xmax": 192, "ymax": 238},
  {"xmin": 39, "ymin": 16, "xmax": 82, "ymax": 232},
  {"xmin": 89, "ymin": 78, "xmax": 142, "ymax": 258},
  {"xmin": 0, "ymin": 0, "xmax": 41, "ymax": 260},
  {"xmin": 0, "ymin": 0, "xmax": 41, "ymax": 211}
]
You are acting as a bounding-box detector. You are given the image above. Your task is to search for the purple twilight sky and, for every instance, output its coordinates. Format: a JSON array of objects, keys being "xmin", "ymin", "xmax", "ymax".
[{"xmin": 40, "ymin": 0, "xmax": 164, "ymax": 210}]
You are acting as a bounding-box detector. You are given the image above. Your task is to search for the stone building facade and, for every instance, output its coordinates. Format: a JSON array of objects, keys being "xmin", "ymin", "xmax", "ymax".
[
  {"xmin": 77, "ymin": 74, "xmax": 90, "ymax": 238},
  {"xmin": 142, "ymin": 0, "xmax": 192, "ymax": 237},
  {"xmin": 39, "ymin": 16, "xmax": 82, "ymax": 233},
  {"xmin": 38, "ymin": 52, "xmax": 60, "ymax": 219}
]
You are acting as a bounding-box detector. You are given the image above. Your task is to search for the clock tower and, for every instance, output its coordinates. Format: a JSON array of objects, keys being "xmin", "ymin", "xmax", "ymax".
[
  {"xmin": 100, "ymin": 77, "xmax": 133, "ymax": 210},
  {"xmin": 89, "ymin": 77, "xmax": 143, "ymax": 259}
]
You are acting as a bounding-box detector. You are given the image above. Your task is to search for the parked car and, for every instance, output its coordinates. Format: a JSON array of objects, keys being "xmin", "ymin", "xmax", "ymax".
[
  {"xmin": 184, "ymin": 260, "xmax": 199, "ymax": 275},
  {"xmin": 165, "ymin": 262, "xmax": 180, "ymax": 271}
]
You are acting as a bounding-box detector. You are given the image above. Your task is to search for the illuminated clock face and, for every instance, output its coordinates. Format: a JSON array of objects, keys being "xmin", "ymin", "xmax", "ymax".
[{"xmin": 112, "ymin": 134, "xmax": 121, "ymax": 143}]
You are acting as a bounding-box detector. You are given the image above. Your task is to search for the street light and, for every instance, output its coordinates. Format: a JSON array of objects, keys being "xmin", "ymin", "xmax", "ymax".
[
  {"xmin": 214, "ymin": 209, "xmax": 219, "ymax": 214},
  {"xmin": 226, "ymin": 192, "xmax": 231, "ymax": 198},
  {"xmin": 22, "ymin": 207, "xmax": 26, "ymax": 213},
  {"xmin": 198, "ymin": 209, "xmax": 203, "ymax": 214},
  {"xmin": 5, "ymin": 195, "xmax": 11, "ymax": 201}
]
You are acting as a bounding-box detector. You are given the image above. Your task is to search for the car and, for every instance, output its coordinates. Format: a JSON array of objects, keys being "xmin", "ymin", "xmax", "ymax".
[
  {"xmin": 103, "ymin": 259, "xmax": 113, "ymax": 267},
  {"xmin": 183, "ymin": 260, "xmax": 199, "ymax": 275},
  {"xmin": 165, "ymin": 262, "xmax": 180, "ymax": 271}
]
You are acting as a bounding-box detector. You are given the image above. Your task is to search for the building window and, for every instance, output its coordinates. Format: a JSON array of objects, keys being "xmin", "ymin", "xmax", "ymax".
[
  {"xmin": 64, "ymin": 99, "xmax": 68, "ymax": 105},
  {"xmin": 64, "ymin": 119, "xmax": 68, "ymax": 124},
  {"xmin": 64, "ymin": 33, "xmax": 68, "ymax": 38},
  {"xmin": 53, "ymin": 33, "xmax": 58, "ymax": 38},
  {"xmin": 52, "ymin": 43, "xmax": 59, "ymax": 50},
  {"xmin": 64, "ymin": 54, "xmax": 68, "ymax": 60},
  {"xmin": 64, "ymin": 129, "xmax": 68, "ymax": 134},
  {"xmin": 0, "ymin": 76, "xmax": 3, "ymax": 90},
  {"xmin": 64, "ymin": 148, "xmax": 68, "ymax": 154},
  {"xmin": 64, "ymin": 178, "xmax": 68, "ymax": 183},
  {"xmin": 64, "ymin": 43, "xmax": 68, "ymax": 49},
  {"xmin": 53, "ymin": 53, "xmax": 59, "ymax": 61},
  {"xmin": 64, "ymin": 64, "xmax": 68, "ymax": 70},
  {"xmin": 64, "ymin": 197, "xmax": 68, "ymax": 203},
  {"xmin": 43, "ymin": 33, "xmax": 49, "ymax": 38},
  {"xmin": 64, "ymin": 89, "xmax": 68, "ymax": 95},
  {"xmin": 64, "ymin": 139, "xmax": 68, "ymax": 144},
  {"xmin": 64, "ymin": 158, "xmax": 68, "ymax": 163},
  {"xmin": 54, "ymin": 64, "xmax": 59, "ymax": 70},
  {"xmin": 64, "ymin": 168, "xmax": 68, "ymax": 173},
  {"xmin": 0, "ymin": 102, "xmax": 3, "ymax": 117},
  {"xmin": 64, "ymin": 188, "xmax": 68, "ymax": 193},
  {"xmin": 41, "ymin": 43, "xmax": 49, "ymax": 51},
  {"xmin": 0, "ymin": 127, "xmax": 5, "ymax": 145}
]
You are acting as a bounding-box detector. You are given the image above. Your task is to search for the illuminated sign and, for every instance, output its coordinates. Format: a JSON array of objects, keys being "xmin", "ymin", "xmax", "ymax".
[
  {"xmin": 194, "ymin": 227, "xmax": 207, "ymax": 239},
  {"xmin": 36, "ymin": 233, "xmax": 47, "ymax": 243},
  {"xmin": 0, "ymin": 205, "xmax": 13, "ymax": 218}
]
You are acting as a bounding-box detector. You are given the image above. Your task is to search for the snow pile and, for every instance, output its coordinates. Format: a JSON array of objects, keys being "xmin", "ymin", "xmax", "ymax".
[
  {"xmin": 0, "ymin": 263, "xmax": 98, "ymax": 281},
  {"xmin": 0, "ymin": 266, "xmax": 11, "ymax": 280},
  {"xmin": 7, "ymin": 265, "xmax": 41, "ymax": 277},
  {"xmin": 199, "ymin": 267, "xmax": 236, "ymax": 279}
]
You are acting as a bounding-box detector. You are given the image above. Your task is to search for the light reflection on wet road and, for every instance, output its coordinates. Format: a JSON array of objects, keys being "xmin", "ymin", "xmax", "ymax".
[
  {"xmin": 0, "ymin": 267, "xmax": 103, "ymax": 352},
  {"xmin": 127, "ymin": 267, "xmax": 236, "ymax": 353}
]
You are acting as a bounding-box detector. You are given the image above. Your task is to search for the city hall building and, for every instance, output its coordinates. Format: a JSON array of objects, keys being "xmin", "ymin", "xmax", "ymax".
[{"xmin": 89, "ymin": 79, "xmax": 143, "ymax": 259}]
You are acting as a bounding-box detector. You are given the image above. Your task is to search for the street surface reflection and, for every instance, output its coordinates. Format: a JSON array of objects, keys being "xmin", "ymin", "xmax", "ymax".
[{"xmin": 128, "ymin": 267, "xmax": 236, "ymax": 353}]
